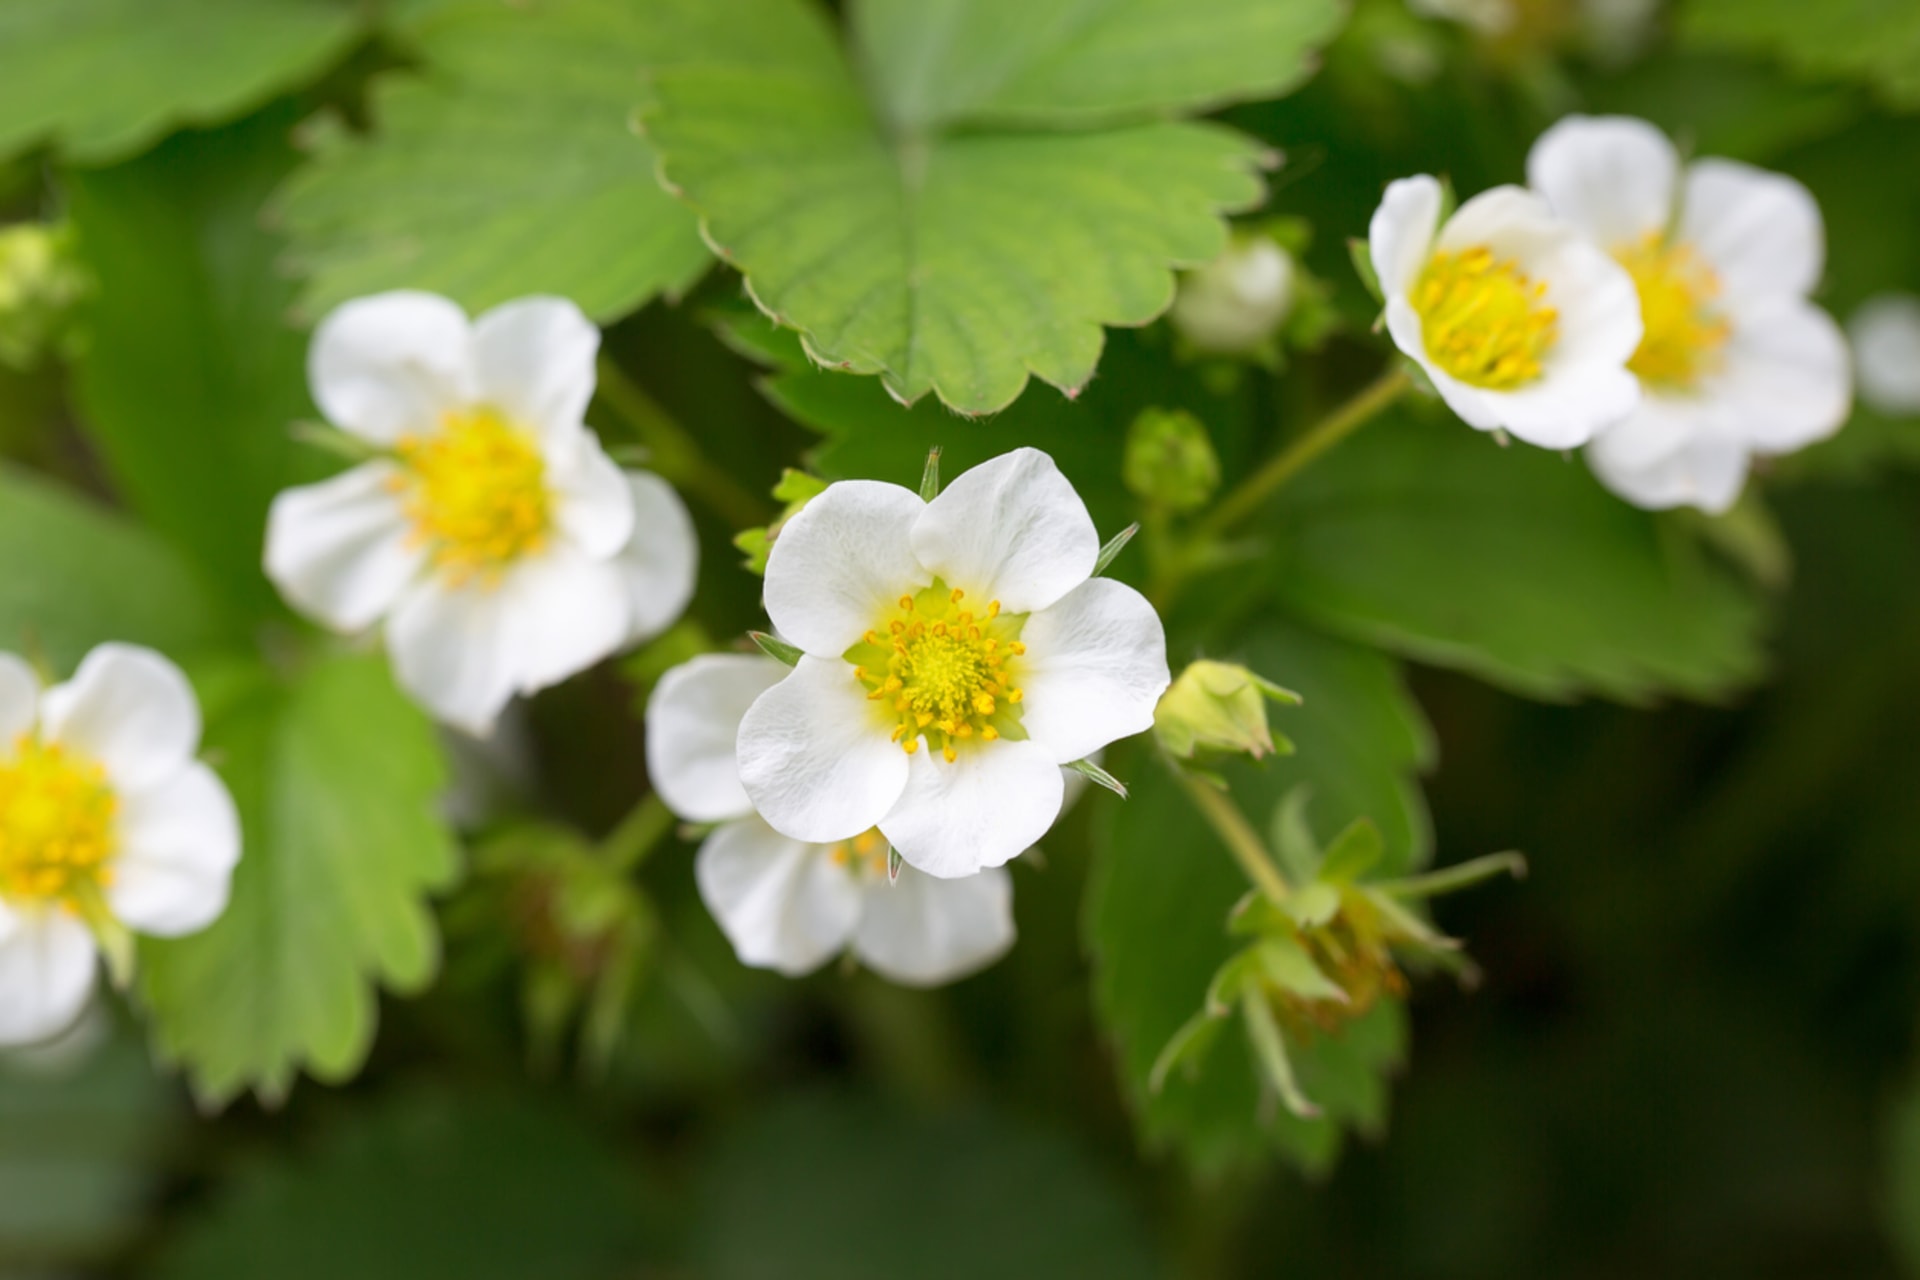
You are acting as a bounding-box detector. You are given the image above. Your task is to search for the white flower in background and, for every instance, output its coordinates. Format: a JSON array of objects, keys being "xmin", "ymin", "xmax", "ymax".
[
  {"xmin": 1849, "ymin": 294, "xmax": 1920, "ymax": 417},
  {"xmin": 265, "ymin": 291, "xmax": 698, "ymax": 734},
  {"xmin": 736, "ymin": 448, "xmax": 1168, "ymax": 880},
  {"xmin": 1170, "ymin": 235, "xmax": 1296, "ymax": 355},
  {"xmin": 1528, "ymin": 116, "xmax": 1852, "ymax": 513},
  {"xmin": 1407, "ymin": 0, "xmax": 1515, "ymax": 36},
  {"xmin": 646, "ymin": 654, "xmax": 1014, "ymax": 985},
  {"xmin": 1370, "ymin": 174, "xmax": 1643, "ymax": 448},
  {"xmin": 0, "ymin": 645, "xmax": 239, "ymax": 1045}
]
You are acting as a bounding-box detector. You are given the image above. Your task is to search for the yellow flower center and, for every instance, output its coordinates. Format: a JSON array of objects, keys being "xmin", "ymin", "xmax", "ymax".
[
  {"xmin": 826, "ymin": 829, "xmax": 890, "ymax": 877},
  {"xmin": 0, "ymin": 738, "xmax": 117, "ymax": 911},
  {"xmin": 844, "ymin": 580, "xmax": 1029, "ymax": 764},
  {"xmin": 1412, "ymin": 246, "xmax": 1559, "ymax": 390},
  {"xmin": 1615, "ymin": 232, "xmax": 1731, "ymax": 390},
  {"xmin": 394, "ymin": 407, "xmax": 551, "ymax": 585}
]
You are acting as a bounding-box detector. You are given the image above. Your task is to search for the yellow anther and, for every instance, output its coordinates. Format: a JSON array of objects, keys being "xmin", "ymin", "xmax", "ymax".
[
  {"xmin": 846, "ymin": 577, "xmax": 1030, "ymax": 760},
  {"xmin": 899, "ymin": 595, "xmax": 914, "ymax": 610},
  {"xmin": 950, "ymin": 587, "xmax": 965, "ymax": 603},
  {"xmin": 1615, "ymin": 232, "xmax": 1730, "ymax": 389},
  {"xmin": 981, "ymin": 725, "xmax": 999, "ymax": 741},
  {"xmin": 1411, "ymin": 246, "xmax": 1559, "ymax": 390},
  {"xmin": 0, "ymin": 738, "xmax": 118, "ymax": 909},
  {"xmin": 903, "ymin": 738, "xmax": 920, "ymax": 754},
  {"xmin": 395, "ymin": 406, "xmax": 552, "ymax": 585},
  {"xmin": 943, "ymin": 744, "xmax": 957, "ymax": 762}
]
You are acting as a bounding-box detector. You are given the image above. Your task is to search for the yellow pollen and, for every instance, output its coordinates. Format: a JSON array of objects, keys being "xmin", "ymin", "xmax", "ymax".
[
  {"xmin": 1615, "ymin": 232, "xmax": 1731, "ymax": 390},
  {"xmin": 1412, "ymin": 245, "xmax": 1559, "ymax": 390},
  {"xmin": 826, "ymin": 828, "xmax": 891, "ymax": 877},
  {"xmin": 844, "ymin": 578, "xmax": 1030, "ymax": 760},
  {"xmin": 0, "ymin": 737, "xmax": 117, "ymax": 911},
  {"xmin": 392, "ymin": 406, "xmax": 552, "ymax": 586}
]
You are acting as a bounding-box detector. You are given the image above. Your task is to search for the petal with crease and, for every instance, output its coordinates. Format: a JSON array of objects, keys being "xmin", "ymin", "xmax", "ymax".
[
  {"xmin": 645, "ymin": 654, "xmax": 786, "ymax": 823},
  {"xmin": 1017, "ymin": 579, "xmax": 1168, "ymax": 765},
  {"xmin": 694, "ymin": 817, "xmax": 860, "ymax": 977},
  {"xmin": 763, "ymin": 481, "xmax": 926, "ymax": 656},
  {"xmin": 853, "ymin": 865, "xmax": 1013, "ymax": 987},
  {"xmin": 737, "ymin": 656, "xmax": 909, "ymax": 845},
  {"xmin": 879, "ymin": 739, "xmax": 1063, "ymax": 879},
  {"xmin": 910, "ymin": 448, "xmax": 1098, "ymax": 614}
]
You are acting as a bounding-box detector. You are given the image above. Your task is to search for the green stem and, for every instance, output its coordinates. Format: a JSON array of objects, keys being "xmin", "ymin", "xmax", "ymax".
[
  {"xmin": 1173, "ymin": 768, "xmax": 1291, "ymax": 905},
  {"xmin": 599, "ymin": 792, "xmax": 675, "ymax": 873},
  {"xmin": 1383, "ymin": 851, "xmax": 1528, "ymax": 900},
  {"xmin": 593, "ymin": 355, "xmax": 772, "ymax": 529},
  {"xmin": 1196, "ymin": 365, "xmax": 1411, "ymax": 542}
]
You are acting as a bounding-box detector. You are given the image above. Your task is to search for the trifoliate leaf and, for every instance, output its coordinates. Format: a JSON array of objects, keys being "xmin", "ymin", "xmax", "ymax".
[
  {"xmin": 1088, "ymin": 619, "xmax": 1431, "ymax": 1173},
  {"xmin": 70, "ymin": 107, "xmax": 328, "ymax": 617},
  {"xmin": 0, "ymin": 465, "xmax": 234, "ymax": 671},
  {"xmin": 0, "ymin": 0, "xmax": 361, "ymax": 164},
  {"xmin": 1265, "ymin": 405, "xmax": 1768, "ymax": 704},
  {"xmin": 152, "ymin": 1090, "xmax": 647, "ymax": 1280},
  {"xmin": 138, "ymin": 653, "xmax": 458, "ymax": 1107},
  {"xmin": 647, "ymin": 0, "xmax": 1344, "ymax": 412},
  {"xmin": 276, "ymin": 0, "xmax": 710, "ymax": 322},
  {"xmin": 1682, "ymin": 0, "xmax": 1920, "ymax": 108}
]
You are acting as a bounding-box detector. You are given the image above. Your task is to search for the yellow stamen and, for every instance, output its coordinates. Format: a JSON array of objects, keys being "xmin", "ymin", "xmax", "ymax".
[
  {"xmin": 393, "ymin": 406, "xmax": 552, "ymax": 587},
  {"xmin": 1412, "ymin": 245, "xmax": 1559, "ymax": 390},
  {"xmin": 0, "ymin": 737, "xmax": 118, "ymax": 911},
  {"xmin": 1615, "ymin": 231, "xmax": 1731, "ymax": 389}
]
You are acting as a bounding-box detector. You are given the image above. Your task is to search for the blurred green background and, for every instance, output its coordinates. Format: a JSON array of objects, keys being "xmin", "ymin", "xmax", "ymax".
[{"xmin": 4, "ymin": 0, "xmax": 1920, "ymax": 1276}]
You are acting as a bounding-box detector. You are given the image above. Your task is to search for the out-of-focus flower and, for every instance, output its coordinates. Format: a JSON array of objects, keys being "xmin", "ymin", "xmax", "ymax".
[
  {"xmin": 0, "ymin": 645, "xmax": 239, "ymax": 1046},
  {"xmin": 1849, "ymin": 294, "xmax": 1920, "ymax": 417},
  {"xmin": 0, "ymin": 222, "xmax": 89, "ymax": 369},
  {"xmin": 1408, "ymin": 0, "xmax": 1515, "ymax": 36},
  {"xmin": 736, "ymin": 448, "xmax": 1169, "ymax": 879},
  {"xmin": 1370, "ymin": 175, "xmax": 1643, "ymax": 448},
  {"xmin": 1529, "ymin": 116, "xmax": 1851, "ymax": 513},
  {"xmin": 264, "ymin": 291, "xmax": 697, "ymax": 733},
  {"xmin": 1170, "ymin": 235, "xmax": 1297, "ymax": 357},
  {"xmin": 1124, "ymin": 409, "xmax": 1221, "ymax": 513},
  {"xmin": 647, "ymin": 653, "xmax": 1015, "ymax": 985}
]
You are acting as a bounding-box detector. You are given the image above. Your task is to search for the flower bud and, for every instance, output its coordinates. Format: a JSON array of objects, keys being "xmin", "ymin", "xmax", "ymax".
[
  {"xmin": 1850, "ymin": 294, "xmax": 1920, "ymax": 417},
  {"xmin": 0, "ymin": 222, "xmax": 88, "ymax": 370},
  {"xmin": 1154, "ymin": 660, "xmax": 1299, "ymax": 762},
  {"xmin": 1169, "ymin": 234, "xmax": 1295, "ymax": 356},
  {"xmin": 1123, "ymin": 408, "xmax": 1220, "ymax": 513}
]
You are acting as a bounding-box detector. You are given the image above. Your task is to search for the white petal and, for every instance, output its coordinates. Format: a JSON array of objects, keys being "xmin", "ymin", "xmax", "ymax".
[
  {"xmin": 263, "ymin": 462, "xmax": 424, "ymax": 632},
  {"xmin": 469, "ymin": 296, "xmax": 601, "ymax": 442},
  {"xmin": 763, "ymin": 481, "xmax": 927, "ymax": 656},
  {"xmin": 879, "ymin": 739, "xmax": 1064, "ymax": 879},
  {"xmin": 1483, "ymin": 364, "xmax": 1641, "ymax": 450},
  {"xmin": 853, "ymin": 864, "xmax": 1014, "ymax": 987},
  {"xmin": 1582, "ymin": 393, "xmax": 1705, "ymax": 472},
  {"xmin": 542, "ymin": 428, "xmax": 634, "ymax": 559},
  {"xmin": 501, "ymin": 543, "xmax": 632, "ymax": 694},
  {"xmin": 308, "ymin": 291, "xmax": 475, "ymax": 443},
  {"xmin": 107, "ymin": 762, "xmax": 240, "ymax": 937},
  {"xmin": 1370, "ymin": 175, "xmax": 1442, "ymax": 298},
  {"xmin": 736, "ymin": 656, "xmax": 911, "ymax": 844},
  {"xmin": 616, "ymin": 470, "xmax": 698, "ymax": 644},
  {"xmin": 1711, "ymin": 298, "xmax": 1852, "ymax": 453},
  {"xmin": 41, "ymin": 645, "xmax": 200, "ymax": 793},
  {"xmin": 1385, "ymin": 300, "xmax": 1502, "ymax": 432},
  {"xmin": 386, "ymin": 578, "xmax": 524, "ymax": 734},
  {"xmin": 0, "ymin": 910, "xmax": 95, "ymax": 1046},
  {"xmin": 1526, "ymin": 114, "xmax": 1679, "ymax": 247},
  {"xmin": 1850, "ymin": 294, "xmax": 1920, "ymax": 416},
  {"xmin": 1587, "ymin": 428, "xmax": 1750, "ymax": 514},
  {"xmin": 1681, "ymin": 159, "xmax": 1825, "ymax": 307},
  {"xmin": 644, "ymin": 654, "xmax": 786, "ymax": 824},
  {"xmin": 1016, "ymin": 579, "xmax": 1169, "ymax": 764},
  {"xmin": 694, "ymin": 818, "xmax": 860, "ymax": 977},
  {"xmin": 1436, "ymin": 185, "xmax": 1570, "ymax": 261},
  {"xmin": 0, "ymin": 653, "xmax": 38, "ymax": 753},
  {"xmin": 910, "ymin": 449, "xmax": 1099, "ymax": 614}
]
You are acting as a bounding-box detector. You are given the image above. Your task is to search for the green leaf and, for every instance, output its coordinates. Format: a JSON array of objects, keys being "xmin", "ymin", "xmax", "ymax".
[
  {"xmin": 1088, "ymin": 620, "xmax": 1432, "ymax": 1173},
  {"xmin": 1682, "ymin": 0, "xmax": 1920, "ymax": 109},
  {"xmin": 0, "ymin": 0, "xmax": 361, "ymax": 164},
  {"xmin": 689, "ymin": 1094, "xmax": 1159, "ymax": 1279},
  {"xmin": 647, "ymin": 0, "xmax": 1342, "ymax": 412},
  {"xmin": 276, "ymin": 0, "xmax": 710, "ymax": 323},
  {"xmin": 1266, "ymin": 405, "xmax": 1769, "ymax": 704},
  {"xmin": 70, "ymin": 107, "xmax": 327, "ymax": 616},
  {"xmin": 153, "ymin": 1090, "xmax": 647, "ymax": 1280},
  {"xmin": 0, "ymin": 464, "xmax": 232, "ymax": 671},
  {"xmin": 138, "ymin": 652, "xmax": 458, "ymax": 1107},
  {"xmin": 1317, "ymin": 817, "xmax": 1385, "ymax": 884}
]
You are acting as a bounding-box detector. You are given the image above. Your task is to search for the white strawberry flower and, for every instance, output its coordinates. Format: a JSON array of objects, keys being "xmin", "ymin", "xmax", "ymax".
[
  {"xmin": 0, "ymin": 644, "xmax": 240, "ymax": 1045},
  {"xmin": 264, "ymin": 291, "xmax": 697, "ymax": 734},
  {"xmin": 646, "ymin": 654, "xmax": 1014, "ymax": 985},
  {"xmin": 1370, "ymin": 174, "xmax": 1643, "ymax": 448},
  {"xmin": 736, "ymin": 448, "xmax": 1168, "ymax": 879},
  {"xmin": 1528, "ymin": 115, "xmax": 1852, "ymax": 513},
  {"xmin": 1849, "ymin": 294, "xmax": 1920, "ymax": 417}
]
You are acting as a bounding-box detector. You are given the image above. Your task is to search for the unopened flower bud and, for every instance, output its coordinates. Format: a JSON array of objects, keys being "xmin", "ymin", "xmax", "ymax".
[
  {"xmin": 0, "ymin": 222, "xmax": 89, "ymax": 370},
  {"xmin": 1124, "ymin": 408, "xmax": 1220, "ymax": 513},
  {"xmin": 1154, "ymin": 660, "xmax": 1299, "ymax": 762},
  {"xmin": 1850, "ymin": 294, "xmax": 1920, "ymax": 417},
  {"xmin": 1169, "ymin": 234, "xmax": 1295, "ymax": 356}
]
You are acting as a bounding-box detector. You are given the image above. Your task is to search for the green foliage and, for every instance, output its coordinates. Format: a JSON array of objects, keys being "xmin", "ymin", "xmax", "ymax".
[
  {"xmin": 1682, "ymin": 0, "xmax": 1920, "ymax": 109},
  {"xmin": 646, "ymin": 0, "xmax": 1341, "ymax": 412},
  {"xmin": 70, "ymin": 109, "xmax": 325, "ymax": 614},
  {"xmin": 0, "ymin": 465, "xmax": 232, "ymax": 670},
  {"xmin": 153, "ymin": 1090, "xmax": 647, "ymax": 1280},
  {"xmin": 277, "ymin": 0, "xmax": 710, "ymax": 322},
  {"xmin": 1265, "ymin": 404, "xmax": 1770, "ymax": 703},
  {"xmin": 138, "ymin": 653, "xmax": 458, "ymax": 1107},
  {"xmin": 0, "ymin": 0, "xmax": 360, "ymax": 164},
  {"xmin": 1089, "ymin": 619, "xmax": 1432, "ymax": 1173},
  {"xmin": 689, "ymin": 1094, "xmax": 1160, "ymax": 1279}
]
